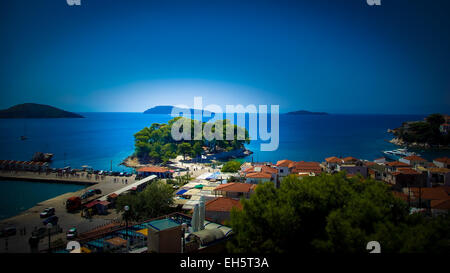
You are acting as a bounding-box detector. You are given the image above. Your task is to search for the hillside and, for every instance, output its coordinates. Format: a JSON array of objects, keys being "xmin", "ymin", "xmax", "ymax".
[{"xmin": 0, "ymin": 103, "xmax": 84, "ymax": 118}]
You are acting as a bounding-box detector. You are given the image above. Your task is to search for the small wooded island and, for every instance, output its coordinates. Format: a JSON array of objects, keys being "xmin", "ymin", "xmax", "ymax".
[
  {"xmin": 0, "ymin": 103, "xmax": 84, "ymax": 118},
  {"xmin": 124, "ymin": 117, "xmax": 251, "ymax": 165},
  {"xmin": 389, "ymin": 113, "xmax": 449, "ymax": 149},
  {"xmin": 144, "ymin": 105, "xmax": 213, "ymax": 116},
  {"xmin": 285, "ymin": 110, "xmax": 329, "ymax": 115}
]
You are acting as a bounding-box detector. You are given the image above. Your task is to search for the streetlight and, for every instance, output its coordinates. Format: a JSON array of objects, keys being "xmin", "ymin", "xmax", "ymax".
[
  {"xmin": 124, "ymin": 205, "xmax": 129, "ymax": 252},
  {"xmin": 46, "ymin": 223, "xmax": 53, "ymax": 253},
  {"xmin": 181, "ymin": 223, "xmax": 187, "ymax": 253}
]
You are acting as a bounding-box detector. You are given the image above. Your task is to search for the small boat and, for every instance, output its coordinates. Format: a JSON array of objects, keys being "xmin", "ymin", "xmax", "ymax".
[{"xmin": 20, "ymin": 136, "xmax": 28, "ymax": 141}]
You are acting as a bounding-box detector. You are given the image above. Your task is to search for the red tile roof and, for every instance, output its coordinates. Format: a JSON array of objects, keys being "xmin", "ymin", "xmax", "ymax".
[
  {"xmin": 401, "ymin": 155, "xmax": 427, "ymax": 162},
  {"xmin": 342, "ymin": 156, "xmax": 359, "ymax": 163},
  {"xmin": 276, "ymin": 159, "xmax": 294, "ymax": 167},
  {"xmin": 386, "ymin": 161, "xmax": 410, "ymax": 167},
  {"xmin": 410, "ymin": 187, "xmax": 449, "ymax": 200},
  {"xmin": 244, "ymin": 165, "xmax": 278, "ymax": 174},
  {"xmin": 205, "ymin": 197, "xmax": 243, "ymax": 212},
  {"xmin": 214, "ymin": 182, "xmax": 255, "ymax": 193},
  {"xmin": 434, "ymin": 157, "xmax": 450, "ymax": 164},
  {"xmin": 246, "ymin": 172, "xmax": 272, "ymax": 179},
  {"xmin": 431, "ymin": 199, "xmax": 450, "ymax": 210},
  {"xmin": 137, "ymin": 166, "xmax": 170, "ymax": 173},
  {"xmin": 325, "ymin": 156, "xmax": 342, "ymax": 163},
  {"xmin": 291, "ymin": 161, "xmax": 322, "ymax": 174}
]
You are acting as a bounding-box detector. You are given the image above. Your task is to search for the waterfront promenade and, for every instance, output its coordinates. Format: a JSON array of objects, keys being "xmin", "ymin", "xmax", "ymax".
[{"xmin": 0, "ymin": 170, "xmax": 138, "ymax": 253}]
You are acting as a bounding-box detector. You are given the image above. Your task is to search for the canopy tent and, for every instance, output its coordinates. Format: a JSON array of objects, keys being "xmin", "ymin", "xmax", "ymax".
[{"xmin": 176, "ymin": 189, "xmax": 188, "ymax": 195}]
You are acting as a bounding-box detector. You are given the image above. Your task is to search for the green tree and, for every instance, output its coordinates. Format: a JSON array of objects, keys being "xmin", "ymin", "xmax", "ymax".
[
  {"xmin": 227, "ymin": 173, "xmax": 450, "ymax": 253},
  {"xmin": 177, "ymin": 142, "xmax": 192, "ymax": 161},
  {"xmin": 116, "ymin": 181, "xmax": 174, "ymax": 221},
  {"xmin": 192, "ymin": 141, "xmax": 203, "ymax": 159},
  {"xmin": 221, "ymin": 160, "xmax": 242, "ymax": 173}
]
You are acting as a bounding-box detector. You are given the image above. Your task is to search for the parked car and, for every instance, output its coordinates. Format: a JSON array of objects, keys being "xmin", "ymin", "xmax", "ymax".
[
  {"xmin": 43, "ymin": 215, "xmax": 58, "ymax": 226},
  {"xmin": 94, "ymin": 189, "xmax": 102, "ymax": 194},
  {"xmin": 66, "ymin": 227, "xmax": 77, "ymax": 240},
  {"xmin": 0, "ymin": 226, "xmax": 17, "ymax": 237},
  {"xmin": 40, "ymin": 207, "xmax": 55, "ymax": 218}
]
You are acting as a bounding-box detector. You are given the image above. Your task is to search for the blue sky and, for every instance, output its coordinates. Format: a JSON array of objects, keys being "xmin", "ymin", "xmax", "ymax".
[{"xmin": 0, "ymin": 0, "xmax": 449, "ymax": 114}]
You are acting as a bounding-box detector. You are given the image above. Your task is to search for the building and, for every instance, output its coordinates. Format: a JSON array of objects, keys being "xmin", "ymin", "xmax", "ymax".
[
  {"xmin": 243, "ymin": 165, "xmax": 278, "ymax": 185},
  {"xmin": 68, "ymin": 212, "xmax": 233, "ymax": 253},
  {"xmin": 324, "ymin": 156, "xmax": 342, "ymax": 172},
  {"xmin": 399, "ymin": 155, "xmax": 427, "ymax": 167},
  {"xmin": 205, "ymin": 197, "xmax": 243, "ymax": 224},
  {"xmin": 275, "ymin": 159, "xmax": 295, "ymax": 177},
  {"xmin": 386, "ymin": 168, "xmax": 426, "ymax": 189},
  {"xmin": 427, "ymin": 168, "xmax": 450, "ymax": 187},
  {"xmin": 433, "ymin": 157, "xmax": 450, "ymax": 169},
  {"xmin": 214, "ymin": 183, "xmax": 255, "ymax": 200},
  {"xmin": 407, "ymin": 186, "xmax": 450, "ymax": 215},
  {"xmin": 385, "ymin": 161, "xmax": 411, "ymax": 172},
  {"xmin": 374, "ymin": 157, "xmax": 387, "ymax": 164},
  {"xmin": 137, "ymin": 166, "xmax": 173, "ymax": 178}
]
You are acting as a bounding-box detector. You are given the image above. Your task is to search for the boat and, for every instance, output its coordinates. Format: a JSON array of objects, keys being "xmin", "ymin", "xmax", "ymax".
[
  {"xmin": 20, "ymin": 136, "xmax": 28, "ymax": 140},
  {"xmin": 382, "ymin": 148, "xmax": 420, "ymax": 160}
]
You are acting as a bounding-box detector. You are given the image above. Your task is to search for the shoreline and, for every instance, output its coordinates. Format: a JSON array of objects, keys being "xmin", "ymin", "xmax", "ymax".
[{"xmin": 121, "ymin": 147, "xmax": 253, "ymax": 169}]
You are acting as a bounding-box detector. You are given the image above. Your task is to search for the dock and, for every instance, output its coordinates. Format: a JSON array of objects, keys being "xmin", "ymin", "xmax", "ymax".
[{"xmin": 0, "ymin": 170, "xmax": 119, "ymax": 185}]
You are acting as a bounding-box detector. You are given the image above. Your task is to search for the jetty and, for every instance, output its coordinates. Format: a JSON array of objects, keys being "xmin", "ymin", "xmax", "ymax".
[{"xmin": 0, "ymin": 170, "xmax": 103, "ymax": 185}]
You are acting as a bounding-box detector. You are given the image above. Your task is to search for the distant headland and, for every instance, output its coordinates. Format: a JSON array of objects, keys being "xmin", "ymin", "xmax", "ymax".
[
  {"xmin": 0, "ymin": 103, "xmax": 84, "ymax": 118},
  {"xmin": 285, "ymin": 110, "xmax": 329, "ymax": 115},
  {"xmin": 388, "ymin": 113, "xmax": 449, "ymax": 149},
  {"xmin": 144, "ymin": 105, "xmax": 214, "ymax": 116}
]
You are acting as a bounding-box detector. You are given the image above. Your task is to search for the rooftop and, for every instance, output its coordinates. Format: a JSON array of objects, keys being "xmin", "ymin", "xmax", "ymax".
[
  {"xmin": 214, "ymin": 182, "xmax": 255, "ymax": 193},
  {"xmin": 137, "ymin": 166, "xmax": 170, "ymax": 173},
  {"xmin": 205, "ymin": 197, "xmax": 243, "ymax": 212}
]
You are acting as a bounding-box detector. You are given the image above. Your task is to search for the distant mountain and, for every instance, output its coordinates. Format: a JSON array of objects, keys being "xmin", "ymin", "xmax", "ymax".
[
  {"xmin": 144, "ymin": 105, "xmax": 214, "ymax": 115},
  {"xmin": 0, "ymin": 103, "xmax": 84, "ymax": 118},
  {"xmin": 285, "ymin": 110, "xmax": 329, "ymax": 115}
]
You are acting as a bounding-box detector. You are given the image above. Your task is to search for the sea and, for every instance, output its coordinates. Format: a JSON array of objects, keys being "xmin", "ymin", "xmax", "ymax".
[{"xmin": 0, "ymin": 112, "xmax": 448, "ymax": 220}]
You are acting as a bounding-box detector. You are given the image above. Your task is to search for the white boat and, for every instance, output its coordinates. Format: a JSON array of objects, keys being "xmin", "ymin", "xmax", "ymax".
[{"xmin": 382, "ymin": 148, "xmax": 420, "ymax": 160}]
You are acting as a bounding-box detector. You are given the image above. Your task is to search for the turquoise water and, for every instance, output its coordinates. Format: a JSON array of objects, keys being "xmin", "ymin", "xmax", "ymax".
[
  {"xmin": 0, "ymin": 112, "xmax": 448, "ymax": 220},
  {"xmin": 0, "ymin": 180, "xmax": 86, "ymax": 220}
]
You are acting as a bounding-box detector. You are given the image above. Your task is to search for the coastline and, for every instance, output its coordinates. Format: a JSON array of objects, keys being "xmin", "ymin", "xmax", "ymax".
[{"xmin": 121, "ymin": 147, "xmax": 253, "ymax": 169}]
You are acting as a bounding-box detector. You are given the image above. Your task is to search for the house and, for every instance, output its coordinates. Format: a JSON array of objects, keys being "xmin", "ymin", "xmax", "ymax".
[
  {"xmin": 136, "ymin": 166, "xmax": 173, "ymax": 178},
  {"xmin": 275, "ymin": 159, "xmax": 294, "ymax": 177},
  {"xmin": 205, "ymin": 197, "xmax": 243, "ymax": 224},
  {"xmin": 385, "ymin": 161, "xmax": 410, "ymax": 172},
  {"xmin": 399, "ymin": 155, "xmax": 427, "ymax": 167},
  {"xmin": 385, "ymin": 168, "xmax": 426, "ymax": 189},
  {"xmin": 431, "ymin": 199, "xmax": 450, "ymax": 216},
  {"xmin": 427, "ymin": 168, "xmax": 450, "ymax": 187},
  {"xmin": 290, "ymin": 161, "xmax": 322, "ymax": 176},
  {"xmin": 374, "ymin": 157, "xmax": 387, "ymax": 164},
  {"xmin": 433, "ymin": 157, "xmax": 450, "ymax": 169},
  {"xmin": 367, "ymin": 163, "xmax": 387, "ymax": 181},
  {"xmin": 324, "ymin": 156, "xmax": 342, "ymax": 172},
  {"xmin": 337, "ymin": 163, "xmax": 368, "ymax": 178},
  {"xmin": 244, "ymin": 165, "xmax": 278, "ymax": 186},
  {"xmin": 213, "ymin": 183, "xmax": 255, "ymax": 199},
  {"xmin": 407, "ymin": 186, "xmax": 450, "ymax": 214}
]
